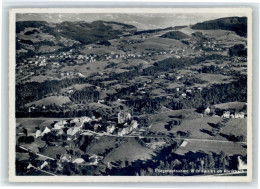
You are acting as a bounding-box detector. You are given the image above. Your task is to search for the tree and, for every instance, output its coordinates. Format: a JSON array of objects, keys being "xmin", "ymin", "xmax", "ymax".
[
  {"xmin": 215, "ymin": 122, "xmax": 225, "ymax": 129},
  {"xmin": 186, "ymin": 130, "xmax": 192, "ymax": 137},
  {"xmin": 237, "ymin": 135, "xmax": 246, "ymax": 142}
]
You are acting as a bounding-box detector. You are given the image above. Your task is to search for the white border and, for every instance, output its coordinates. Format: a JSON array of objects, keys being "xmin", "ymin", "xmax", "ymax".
[{"xmin": 9, "ymin": 7, "xmax": 253, "ymax": 182}]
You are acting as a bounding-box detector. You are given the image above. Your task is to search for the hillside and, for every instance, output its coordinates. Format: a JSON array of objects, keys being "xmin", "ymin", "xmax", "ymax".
[
  {"xmin": 191, "ymin": 17, "xmax": 247, "ymax": 37},
  {"xmin": 16, "ymin": 20, "xmax": 137, "ymax": 57},
  {"xmin": 102, "ymin": 138, "xmax": 154, "ymax": 164},
  {"xmin": 160, "ymin": 31, "xmax": 189, "ymax": 40}
]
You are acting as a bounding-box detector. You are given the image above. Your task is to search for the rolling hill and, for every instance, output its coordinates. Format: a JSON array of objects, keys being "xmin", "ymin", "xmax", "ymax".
[
  {"xmin": 191, "ymin": 16, "xmax": 247, "ymax": 37},
  {"xmin": 16, "ymin": 20, "xmax": 137, "ymax": 56}
]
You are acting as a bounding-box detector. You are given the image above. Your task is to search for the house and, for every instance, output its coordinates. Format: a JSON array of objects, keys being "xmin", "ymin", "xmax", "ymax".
[
  {"xmin": 67, "ymin": 126, "xmax": 80, "ymax": 136},
  {"xmin": 222, "ymin": 111, "xmax": 230, "ymax": 118},
  {"xmin": 118, "ymin": 111, "xmax": 132, "ymax": 124},
  {"xmin": 41, "ymin": 126, "xmax": 51, "ymax": 137},
  {"xmin": 98, "ymin": 99, "xmax": 105, "ymax": 104},
  {"xmin": 204, "ymin": 107, "xmax": 211, "ymax": 115},
  {"xmin": 61, "ymin": 154, "xmax": 72, "ymax": 162},
  {"xmin": 39, "ymin": 161, "xmax": 48, "ymax": 170},
  {"xmin": 89, "ymin": 154, "xmax": 103, "ymax": 165},
  {"xmin": 234, "ymin": 112, "xmax": 245, "ymax": 119},
  {"xmin": 26, "ymin": 163, "xmax": 34, "ymax": 170},
  {"xmin": 180, "ymin": 140, "xmax": 188, "ymax": 147},
  {"xmin": 186, "ymin": 89, "xmax": 192, "ymax": 94},
  {"xmin": 176, "ymin": 76, "xmax": 182, "ymax": 80},
  {"xmin": 118, "ymin": 127, "xmax": 129, "ymax": 136},
  {"xmin": 107, "ymin": 124, "xmax": 115, "ymax": 134},
  {"xmin": 158, "ymin": 74, "xmax": 166, "ymax": 79},
  {"xmin": 35, "ymin": 129, "xmax": 42, "ymax": 138},
  {"xmin": 129, "ymin": 120, "xmax": 138, "ymax": 130},
  {"xmin": 237, "ymin": 156, "xmax": 247, "ymax": 170},
  {"xmin": 181, "ymin": 93, "xmax": 187, "ymax": 98},
  {"xmin": 72, "ymin": 158, "xmax": 85, "ymax": 164},
  {"xmin": 53, "ymin": 120, "xmax": 67, "ymax": 130},
  {"xmin": 93, "ymin": 124, "xmax": 101, "ymax": 132}
]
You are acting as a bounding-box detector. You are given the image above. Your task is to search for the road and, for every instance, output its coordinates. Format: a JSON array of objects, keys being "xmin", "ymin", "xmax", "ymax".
[
  {"xmin": 80, "ymin": 130, "xmax": 247, "ymax": 144},
  {"xmin": 19, "ymin": 146, "xmax": 55, "ymax": 160}
]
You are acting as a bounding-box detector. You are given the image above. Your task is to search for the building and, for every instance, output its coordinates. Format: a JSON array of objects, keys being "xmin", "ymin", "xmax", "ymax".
[
  {"xmin": 72, "ymin": 158, "xmax": 85, "ymax": 164},
  {"xmin": 118, "ymin": 111, "xmax": 132, "ymax": 124},
  {"xmin": 93, "ymin": 124, "xmax": 102, "ymax": 132},
  {"xmin": 118, "ymin": 127, "xmax": 130, "ymax": 136},
  {"xmin": 89, "ymin": 154, "xmax": 103, "ymax": 165},
  {"xmin": 61, "ymin": 154, "xmax": 72, "ymax": 162},
  {"xmin": 67, "ymin": 127, "xmax": 80, "ymax": 136},
  {"xmin": 234, "ymin": 112, "xmax": 245, "ymax": 119},
  {"xmin": 53, "ymin": 120, "xmax": 67, "ymax": 130},
  {"xmin": 181, "ymin": 93, "xmax": 187, "ymax": 98},
  {"xmin": 40, "ymin": 126, "xmax": 51, "ymax": 137},
  {"xmin": 39, "ymin": 161, "xmax": 48, "ymax": 170},
  {"xmin": 35, "ymin": 129, "xmax": 42, "ymax": 138},
  {"xmin": 237, "ymin": 156, "xmax": 247, "ymax": 170},
  {"xmin": 222, "ymin": 111, "xmax": 230, "ymax": 118},
  {"xmin": 186, "ymin": 89, "xmax": 192, "ymax": 94},
  {"xmin": 129, "ymin": 120, "xmax": 138, "ymax": 130},
  {"xmin": 204, "ymin": 107, "xmax": 211, "ymax": 115},
  {"xmin": 106, "ymin": 124, "xmax": 115, "ymax": 134}
]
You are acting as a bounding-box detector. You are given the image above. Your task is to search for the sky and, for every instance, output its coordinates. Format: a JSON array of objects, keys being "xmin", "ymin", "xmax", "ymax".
[{"xmin": 16, "ymin": 13, "xmax": 246, "ymax": 30}]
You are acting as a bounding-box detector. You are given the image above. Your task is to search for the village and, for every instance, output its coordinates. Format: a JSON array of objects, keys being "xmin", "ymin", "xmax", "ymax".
[{"xmin": 15, "ymin": 16, "xmax": 248, "ymax": 176}]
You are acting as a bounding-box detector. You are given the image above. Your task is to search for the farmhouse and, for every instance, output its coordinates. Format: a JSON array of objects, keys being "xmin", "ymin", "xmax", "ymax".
[
  {"xmin": 118, "ymin": 127, "xmax": 129, "ymax": 136},
  {"xmin": 35, "ymin": 126, "xmax": 51, "ymax": 138},
  {"xmin": 106, "ymin": 124, "xmax": 115, "ymax": 134},
  {"xmin": 89, "ymin": 154, "xmax": 103, "ymax": 165},
  {"xmin": 53, "ymin": 120, "xmax": 67, "ymax": 130},
  {"xmin": 237, "ymin": 156, "xmax": 247, "ymax": 170},
  {"xmin": 222, "ymin": 111, "xmax": 231, "ymax": 118},
  {"xmin": 118, "ymin": 120, "xmax": 138, "ymax": 136},
  {"xmin": 118, "ymin": 111, "xmax": 132, "ymax": 124},
  {"xmin": 72, "ymin": 158, "xmax": 85, "ymax": 164},
  {"xmin": 39, "ymin": 161, "xmax": 48, "ymax": 170},
  {"xmin": 204, "ymin": 107, "xmax": 211, "ymax": 115},
  {"xmin": 35, "ymin": 129, "xmax": 42, "ymax": 138},
  {"xmin": 234, "ymin": 112, "xmax": 245, "ymax": 119},
  {"xmin": 181, "ymin": 93, "xmax": 187, "ymax": 98},
  {"xmin": 180, "ymin": 140, "xmax": 188, "ymax": 147},
  {"xmin": 61, "ymin": 154, "xmax": 72, "ymax": 162},
  {"xmin": 67, "ymin": 126, "xmax": 81, "ymax": 136}
]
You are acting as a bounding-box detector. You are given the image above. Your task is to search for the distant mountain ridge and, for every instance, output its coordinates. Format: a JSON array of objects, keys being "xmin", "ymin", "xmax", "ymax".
[
  {"xmin": 16, "ymin": 20, "xmax": 137, "ymax": 44},
  {"xmin": 191, "ymin": 16, "xmax": 247, "ymax": 37},
  {"xmin": 16, "ymin": 17, "xmax": 247, "ymax": 59}
]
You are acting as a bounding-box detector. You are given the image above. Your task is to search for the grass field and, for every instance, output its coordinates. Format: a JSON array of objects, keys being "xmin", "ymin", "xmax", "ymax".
[
  {"xmin": 30, "ymin": 75, "xmax": 59, "ymax": 83},
  {"xmin": 61, "ymin": 60, "xmax": 109, "ymax": 77},
  {"xmin": 212, "ymin": 102, "xmax": 246, "ymax": 111},
  {"xmin": 175, "ymin": 140, "xmax": 246, "ymax": 156},
  {"xmin": 149, "ymin": 110, "xmax": 247, "ymax": 141},
  {"xmin": 196, "ymin": 73, "xmax": 233, "ymax": 84},
  {"xmin": 87, "ymin": 136, "xmax": 118, "ymax": 155},
  {"xmin": 16, "ymin": 118, "xmax": 67, "ymax": 135},
  {"xmin": 102, "ymin": 137, "xmax": 154, "ymax": 164},
  {"xmin": 220, "ymin": 118, "xmax": 247, "ymax": 139},
  {"xmin": 149, "ymin": 109, "xmax": 196, "ymax": 133},
  {"xmin": 170, "ymin": 116, "xmax": 223, "ymax": 139},
  {"xmin": 38, "ymin": 45, "xmax": 62, "ymax": 53},
  {"xmin": 60, "ymin": 83, "xmax": 93, "ymax": 92},
  {"xmin": 25, "ymin": 96, "xmax": 71, "ymax": 107},
  {"xmin": 80, "ymin": 45, "xmax": 124, "ymax": 55},
  {"xmin": 123, "ymin": 36, "xmax": 186, "ymax": 52}
]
